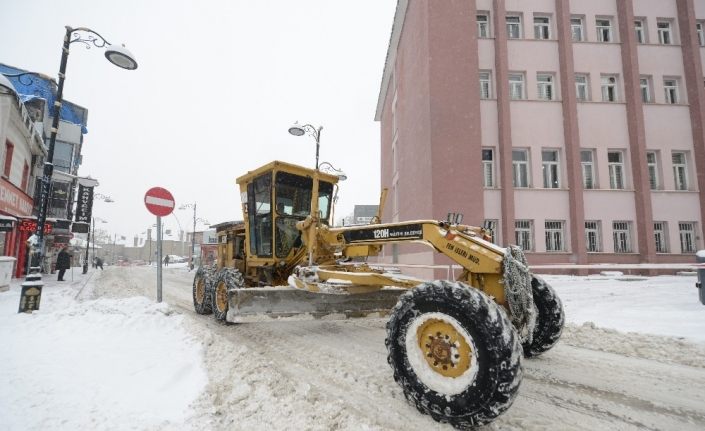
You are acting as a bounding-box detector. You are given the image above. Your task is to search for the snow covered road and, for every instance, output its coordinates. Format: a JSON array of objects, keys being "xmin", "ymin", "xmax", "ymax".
[{"xmin": 3, "ymin": 266, "xmax": 705, "ymax": 430}]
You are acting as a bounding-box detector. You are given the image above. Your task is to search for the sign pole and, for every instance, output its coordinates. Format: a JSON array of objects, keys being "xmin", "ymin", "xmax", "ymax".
[{"xmin": 156, "ymin": 215, "xmax": 163, "ymax": 303}]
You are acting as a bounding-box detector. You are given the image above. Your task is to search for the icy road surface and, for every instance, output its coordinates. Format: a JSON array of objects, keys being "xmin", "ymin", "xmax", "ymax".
[{"xmin": 3, "ymin": 265, "xmax": 705, "ymax": 430}]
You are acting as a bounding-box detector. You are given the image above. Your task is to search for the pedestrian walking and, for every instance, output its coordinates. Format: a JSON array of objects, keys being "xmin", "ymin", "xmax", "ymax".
[
  {"xmin": 164, "ymin": 255, "xmax": 169, "ymax": 266},
  {"xmin": 95, "ymin": 257, "xmax": 104, "ymax": 270},
  {"xmin": 56, "ymin": 247, "xmax": 71, "ymax": 281}
]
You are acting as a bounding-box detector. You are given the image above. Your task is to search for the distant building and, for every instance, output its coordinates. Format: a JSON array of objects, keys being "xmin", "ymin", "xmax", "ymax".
[
  {"xmin": 376, "ymin": 0, "xmax": 705, "ymax": 271},
  {"xmin": 342, "ymin": 205, "xmax": 379, "ymax": 226}
]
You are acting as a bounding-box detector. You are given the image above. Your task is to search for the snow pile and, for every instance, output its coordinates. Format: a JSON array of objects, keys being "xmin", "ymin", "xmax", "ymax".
[{"xmin": 0, "ymin": 279, "xmax": 207, "ymax": 431}]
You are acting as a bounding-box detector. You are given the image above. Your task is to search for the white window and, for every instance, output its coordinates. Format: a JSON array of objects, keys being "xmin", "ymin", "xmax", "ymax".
[
  {"xmin": 484, "ymin": 219, "xmax": 498, "ymax": 243},
  {"xmin": 658, "ymin": 20, "xmax": 673, "ymax": 45},
  {"xmin": 608, "ymin": 151, "xmax": 625, "ymax": 189},
  {"xmin": 515, "ymin": 220, "xmax": 533, "ymax": 251},
  {"xmin": 512, "ymin": 149, "xmax": 529, "ymax": 187},
  {"xmin": 534, "ymin": 16, "xmax": 551, "ymax": 40},
  {"xmin": 477, "ymin": 14, "xmax": 490, "ymax": 38},
  {"xmin": 480, "ymin": 71, "xmax": 492, "ymax": 99},
  {"xmin": 672, "ymin": 151, "xmax": 688, "ymax": 190},
  {"xmin": 697, "ymin": 22, "xmax": 705, "ymax": 47},
  {"xmin": 601, "ymin": 75, "xmax": 618, "ymax": 102},
  {"xmin": 545, "ymin": 221, "xmax": 565, "ymax": 251},
  {"xmin": 581, "ymin": 150, "xmax": 595, "ymax": 189},
  {"xmin": 647, "ymin": 151, "xmax": 659, "ymax": 190},
  {"xmin": 542, "ymin": 149, "xmax": 560, "ymax": 188},
  {"xmin": 585, "ymin": 221, "xmax": 601, "ymax": 252},
  {"xmin": 596, "ymin": 18, "xmax": 613, "ymax": 42},
  {"xmin": 679, "ymin": 222, "xmax": 697, "ymax": 253},
  {"xmin": 482, "ymin": 148, "xmax": 495, "ymax": 187},
  {"xmin": 634, "ymin": 19, "xmax": 646, "ymax": 44},
  {"xmin": 613, "ymin": 221, "xmax": 632, "ymax": 253},
  {"xmin": 537, "ymin": 73, "xmax": 555, "ymax": 101},
  {"xmin": 575, "ymin": 74, "xmax": 589, "ymax": 101},
  {"xmin": 509, "ymin": 73, "xmax": 525, "ymax": 100},
  {"xmin": 654, "ymin": 221, "xmax": 668, "ymax": 253},
  {"xmin": 640, "ymin": 77, "xmax": 651, "ymax": 103},
  {"xmin": 571, "ymin": 17, "xmax": 584, "ymax": 42},
  {"xmin": 664, "ymin": 79, "xmax": 679, "ymax": 104},
  {"xmin": 507, "ymin": 15, "xmax": 522, "ymax": 39}
]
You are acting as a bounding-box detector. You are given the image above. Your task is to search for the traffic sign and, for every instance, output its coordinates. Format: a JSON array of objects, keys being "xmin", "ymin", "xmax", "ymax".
[{"xmin": 144, "ymin": 187, "xmax": 175, "ymax": 217}]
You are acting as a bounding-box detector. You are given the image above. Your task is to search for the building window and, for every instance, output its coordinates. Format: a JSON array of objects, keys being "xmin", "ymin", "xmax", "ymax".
[
  {"xmin": 657, "ymin": 20, "xmax": 673, "ymax": 45},
  {"xmin": 580, "ymin": 150, "xmax": 595, "ymax": 189},
  {"xmin": 575, "ymin": 74, "xmax": 589, "ymax": 101},
  {"xmin": 634, "ymin": 19, "xmax": 646, "ymax": 44},
  {"xmin": 647, "ymin": 151, "xmax": 659, "ymax": 190},
  {"xmin": 545, "ymin": 221, "xmax": 565, "ymax": 251},
  {"xmin": 482, "ymin": 148, "xmax": 495, "ymax": 188},
  {"xmin": 640, "ymin": 77, "xmax": 652, "ymax": 103},
  {"xmin": 679, "ymin": 222, "xmax": 697, "ymax": 253},
  {"xmin": 571, "ymin": 17, "xmax": 584, "ymax": 42},
  {"xmin": 672, "ymin": 151, "xmax": 688, "ymax": 190},
  {"xmin": 21, "ymin": 162, "xmax": 29, "ymax": 191},
  {"xmin": 515, "ymin": 220, "xmax": 533, "ymax": 251},
  {"xmin": 3, "ymin": 141, "xmax": 13, "ymax": 178},
  {"xmin": 601, "ymin": 75, "xmax": 618, "ymax": 102},
  {"xmin": 512, "ymin": 149, "xmax": 530, "ymax": 188},
  {"xmin": 537, "ymin": 73, "xmax": 555, "ymax": 101},
  {"xmin": 477, "ymin": 14, "xmax": 490, "ymax": 38},
  {"xmin": 608, "ymin": 151, "xmax": 625, "ymax": 189},
  {"xmin": 596, "ymin": 18, "xmax": 613, "ymax": 42},
  {"xmin": 697, "ymin": 22, "xmax": 705, "ymax": 47},
  {"xmin": 507, "ymin": 15, "xmax": 522, "ymax": 39},
  {"xmin": 534, "ymin": 16, "xmax": 551, "ymax": 40},
  {"xmin": 613, "ymin": 221, "xmax": 632, "ymax": 253},
  {"xmin": 509, "ymin": 73, "xmax": 525, "ymax": 100},
  {"xmin": 480, "ymin": 71, "xmax": 492, "ymax": 99},
  {"xmin": 585, "ymin": 221, "xmax": 601, "ymax": 252},
  {"xmin": 664, "ymin": 78, "xmax": 679, "ymax": 104},
  {"xmin": 484, "ymin": 219, "xmax": 498, "ymax": 243},
  {"xmin": 654, "ymin": 221, "xmax": 668, "ymax": 253},
  {"xmin": 542, "ymin": 149, "xmax": 560, "ymax": 188}
]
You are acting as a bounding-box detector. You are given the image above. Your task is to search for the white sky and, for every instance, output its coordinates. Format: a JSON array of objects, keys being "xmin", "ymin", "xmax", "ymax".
[{"xmin": 0, "ymin": 0, "xmax": 397, "ymax": 243}]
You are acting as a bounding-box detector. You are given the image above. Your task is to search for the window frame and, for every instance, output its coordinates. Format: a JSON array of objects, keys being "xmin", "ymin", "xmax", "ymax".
[
  {"xmin": 571, "ymin": 16, "xmax": 584, "ymax": 42},
  {"xmin": 545, "ymin": 220, "xmax": 565, "ymax": 252},
  {"xmin": 672, "ymin": 151, "xmax": 688, "ymax": 191},
  {"xmin": 646, "ymin": 151, "xmax": 659, "ymax": 190},
  {"xmin": 537, "ymin": 73, "xmax": 555, "ymax": 101},
  {"xmin": 697, "ymin": 21, "xmax": 705, "ymax": 47},
  {"xmin": 512, "ymin": 149, "xmax": 530, "ymax": 188},
  {"xmin": 533, "ymin": 15, "xmax": 551, "ymax": 40},
  {"xmin": 585, "ymin": 220, "xmax": 602, "ymax": 252},
  {"xmin": 679, "ymin": 222, "xmax": 697, "ymax": 253},
  {"xmin": 506, "ymin": 15, "xmax": 523, "ymax": 39},
  {"xmin": 640, "ymin": 76, "xmax": 652, "ymax": 103},
  {"xmin": 575, "ymin": 74, "xmax": 589, "ymax": 101},
  {"xmin": 601, "ymin": 75, "xmax": 619, "ymax": 102},
  {"xmin": 613, "ymin": 221, "xmax": 633, "ymax": 253},
  {"xmin": 3, "ymin": 141, "xmax": 14, "ymax": 179},
  {"xmin": 596, "ymin": 18, "xmax": 613, "ymax": 43},
  {"xmin": 608, "ymin": 150, "xmax": 625, "ymax": 190},
  {"xmin": 479, "ymin": 71, "xmax": 492, "ymax": 99},
  {"xmin": 634, "ymin": 19, "xmax": 646, "ymax": 44},
  {"xmin": 664, "ymin": 78, "xmax": 680, "ymax": 104},
  {"xmin": 477, "ymin": 13, "xmax": 490, "ymax": 38},
  {"xmin": 657, "ymin": 20, "xmax": 674, "ymax": 45},
  {"xmin": 509, "ymin": 72, "xmax": 525, "ymax": 100},
  {"xmin": 653, "ymin": 221, "xmax": 668, "ymax": 253},
  {"xmin": 482, "ymin": 148, "xmax": 495, "ymax": 188},
  {"xmin": 542, "ymin": 149, "xmax": 561, "ymax": 188},
  {"xmin": 515, "ymin": 219, "xmax": 534, "ymax": 251},
  {"xmin": 580, "ymin": 149, "xmax": 596, "ymax": 189}
]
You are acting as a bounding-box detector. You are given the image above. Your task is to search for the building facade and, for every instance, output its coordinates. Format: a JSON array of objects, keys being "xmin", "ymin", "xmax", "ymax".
[{"xmin": 376, "ymin": 0, "xmax": 705, "ymax": 269}]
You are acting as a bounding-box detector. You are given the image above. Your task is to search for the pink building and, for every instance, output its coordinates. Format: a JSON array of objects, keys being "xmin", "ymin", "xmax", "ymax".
[{"xmin": 375, "ymin": 0, "xmax": 705, "ymax": 270}]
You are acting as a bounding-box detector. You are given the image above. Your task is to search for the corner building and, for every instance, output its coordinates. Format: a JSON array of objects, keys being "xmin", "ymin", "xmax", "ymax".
[{"xmin": 375, "ymin": 0, "xmax": 705, "ymax": 271}]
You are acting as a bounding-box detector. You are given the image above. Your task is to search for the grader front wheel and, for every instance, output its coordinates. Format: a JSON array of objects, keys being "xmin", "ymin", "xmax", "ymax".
[
  {"xmin": 192, "ymin": 266, "xmax": 213, "ymax": 315},
  {"xmin": 386, "ymin": 281, "xmax": 523, "ymax": 429},
  {"xmin": 212, "ymin": 268, "xmax": 245, "ymax": 321}
]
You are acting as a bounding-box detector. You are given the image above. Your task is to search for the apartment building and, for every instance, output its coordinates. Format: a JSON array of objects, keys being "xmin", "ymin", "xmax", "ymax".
[{"xmin": 375, "ymin": 0, "xmax": 705, "ymax": 269}]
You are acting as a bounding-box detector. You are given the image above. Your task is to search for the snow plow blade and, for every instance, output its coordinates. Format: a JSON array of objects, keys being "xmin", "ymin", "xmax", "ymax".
[{"xmin": 227, "ymin": 287, "xmax": 407, "ymax": 323}]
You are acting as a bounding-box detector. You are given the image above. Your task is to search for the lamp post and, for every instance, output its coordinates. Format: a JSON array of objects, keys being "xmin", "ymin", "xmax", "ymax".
[
  {"xmin": 179, "ymin": 203, "xmax": 210, "ymax": 271},
  {"xmin": 16, "ymin": 26, "xmax": 136, "ymax": 281},
  {"xmin": 83, "ymin": 194, "xmax": 112, "ymax": 274},
  {"xmin": 288, "ymin": 122, "xmax": 323, "ymax": 169},
  {"xmin": 317, "ymin": 162, "xmax": 347, "ymax": 226}
]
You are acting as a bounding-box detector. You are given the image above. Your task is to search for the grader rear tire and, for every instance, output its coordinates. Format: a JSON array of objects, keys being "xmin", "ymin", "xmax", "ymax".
[
  {"xmin": 192, "ymin": 266, "xmax": 213, "ymax": 315},
  {"xmin": 522, "ymin": 276, "xmax": 564, "ymax": 358},
  {"xmin": 212, "ymin": 268, "xmax": 245, "ymax": 322},
  {"xmin": 385, "ymin": 281, "xmax": 523, "ymax": 429}
]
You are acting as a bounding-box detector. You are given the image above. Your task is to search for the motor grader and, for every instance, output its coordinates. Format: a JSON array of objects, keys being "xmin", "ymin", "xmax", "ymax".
[{"xmin": 192, "ymin": 160, "xmax": 564, "ymax": 429}]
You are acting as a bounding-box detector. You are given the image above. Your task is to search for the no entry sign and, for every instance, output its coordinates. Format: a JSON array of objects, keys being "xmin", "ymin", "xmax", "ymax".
[{"xmin": 144, "ymin": 187, "xmax": 175, "ymax": 217}]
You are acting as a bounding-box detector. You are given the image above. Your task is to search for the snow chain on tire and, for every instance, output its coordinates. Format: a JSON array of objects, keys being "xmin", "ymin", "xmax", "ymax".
[
  {"xmin": 522, "ymin": 276, "xmax": 565, "ymax": 357},
  {"xmin": 385, "ymin": 281, "xmax": 523, "ymax": 429},
  {"xmin": 192, "ymin": 265, "xmax": 216, "ymax": 315},
  {"xmin": 212, "ymin": 267, "xmax": 245, "ymax": 322},
  {"xmin": 502, "ymin": 245, "xmax": 536, "ymax": 345}
]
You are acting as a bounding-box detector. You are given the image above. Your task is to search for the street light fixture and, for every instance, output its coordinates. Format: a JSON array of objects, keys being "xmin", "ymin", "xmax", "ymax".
[
  {"xmin": 318, "ymin": 161, "xmax": 347, "ymax": 181},
  {"xmin": 288, "ymin": 122, "xmax": 323, "ymax": 169},
  {"xmin": 16, "ymin": 26, "xmax": 136, "ymax": 283},
  {"xmin": 179, "ymin": 203, "xmax": 210, "ymax": 271},
  {"xmin": 83, "ymin": 193, "xmax": 113, "ymax": 274}
]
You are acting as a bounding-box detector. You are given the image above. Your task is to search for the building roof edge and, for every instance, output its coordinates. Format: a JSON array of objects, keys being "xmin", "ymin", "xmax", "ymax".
[{"xmin": 374, "ymin": 0, "xmax": 408, "ymax": 122}]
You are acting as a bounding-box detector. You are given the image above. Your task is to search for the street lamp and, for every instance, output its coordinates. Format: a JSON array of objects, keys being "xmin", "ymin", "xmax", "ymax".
[
  {"xmin": 318, "ymin": 161, "xmax": 347, "ymax": 181},
  {"xmin": 15, "ymin": 26, "xmax": 136, "ymax": 283},
  {"xmin": 288, "ymin": 122, "xmax": 323, "ymax": 169},
  {"xmin": 179, "ymin": 203, "xmax": 210, "ymax": 271},
  {"xmin": 83, "ymin": 193, "xmax": 113, "ymax": 274}
]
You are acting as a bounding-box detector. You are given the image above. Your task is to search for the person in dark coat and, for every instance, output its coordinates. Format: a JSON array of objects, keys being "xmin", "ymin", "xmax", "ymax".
[
  {"xmin": 164, "ymin": 255, "xmax": 169, "ymax": 266},
  {"xmin": 95, "ymin": 257, "xmax": 104, "ymax": 270},
  {"xmin": 56, "ymin": 247, "xmax": 71, "ymax": 281}
]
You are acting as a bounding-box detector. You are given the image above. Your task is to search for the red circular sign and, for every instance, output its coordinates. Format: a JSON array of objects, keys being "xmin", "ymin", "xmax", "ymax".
[{"xmin": 144, "ymin": 187, "xmax": 175, "ymax": 217}]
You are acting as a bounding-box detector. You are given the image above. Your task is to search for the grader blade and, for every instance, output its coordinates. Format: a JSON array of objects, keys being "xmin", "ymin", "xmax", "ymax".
[{"xmin": 227, "ymin": 287, "xmax": 407, "ymax": 323}]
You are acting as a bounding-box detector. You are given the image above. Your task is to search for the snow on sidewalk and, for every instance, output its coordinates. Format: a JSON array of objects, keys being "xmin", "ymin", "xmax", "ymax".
[{"xmin": 0, "ymin": 272, "xmax": 207, "ymax": 431}]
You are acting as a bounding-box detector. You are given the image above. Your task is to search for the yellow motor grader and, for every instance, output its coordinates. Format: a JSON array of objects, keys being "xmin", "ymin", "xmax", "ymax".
[{"xmin": 192, "ymin": 160, "xmax": 564, "ymax": 429}]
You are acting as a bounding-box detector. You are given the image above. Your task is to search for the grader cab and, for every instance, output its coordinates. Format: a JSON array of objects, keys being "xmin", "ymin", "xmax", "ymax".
[{"xmin": 192, "ymin": 160, "xmax": 565, "ymax": 429}]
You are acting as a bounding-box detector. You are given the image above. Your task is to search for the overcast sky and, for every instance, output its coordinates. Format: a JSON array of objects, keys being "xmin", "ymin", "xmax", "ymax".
[{"xmin": 0, "ymin": 0, "xmax": 397, "ymax": 244}]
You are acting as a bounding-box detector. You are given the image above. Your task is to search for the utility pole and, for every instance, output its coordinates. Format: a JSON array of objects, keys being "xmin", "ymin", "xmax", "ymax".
[{"xmin": 190, "ymin": 203, "xmax": 196, "ymax": 271}]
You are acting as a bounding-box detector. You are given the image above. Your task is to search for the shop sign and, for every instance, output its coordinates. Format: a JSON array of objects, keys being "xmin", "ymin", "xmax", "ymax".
[
  {"xmin": 0, "ymin": 177, "xmax": 33, "ymax": 217},
  {"xmin": 19, "ymin": 219, "xmax": 53, "ymax": 234},
  {"xmin": 18, "ymin": 285, "xmax": 42, "ymax": 313},
  {"xmin": 75, "ymin": 185, "xmax": 94, "ymax": 223}
]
